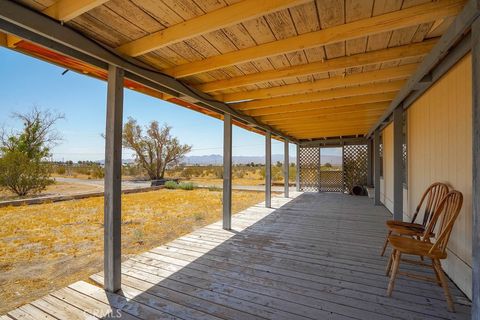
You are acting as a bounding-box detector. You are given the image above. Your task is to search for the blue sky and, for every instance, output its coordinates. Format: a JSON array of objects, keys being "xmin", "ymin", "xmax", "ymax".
[{"xmin": 0, "ymin": 48, "xmax": 342, "ymax": 162}]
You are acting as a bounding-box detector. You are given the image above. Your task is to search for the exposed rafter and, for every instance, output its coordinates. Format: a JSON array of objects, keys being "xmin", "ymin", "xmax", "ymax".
[
  {"xmin": 116, "ymin": 0, "xmax": 309, "ymax": 57},
  {"xmin": 165, "ymin": 0, "xmax": 463, "ymax": 78},
  {"xmin": 264, "ymin": 103, "xmax": 388, "ymax": 124},
  {"xmin": 196, "ymin": 40, "xmax": 436, "ymax": 93},
  {"xmin": 245, "ymin": 92, "xmax": 395, "ymax": 117},
  {"xmin": 43, "ymin": 0, "xmax": 108, "ymax": 22},
  {"xmin": 233, "ymin": 80, "xmax": 404, "ymax": 111},
  {"xmin": 215, "ymin": 63, "xmax": 418, "ymax": 102}
]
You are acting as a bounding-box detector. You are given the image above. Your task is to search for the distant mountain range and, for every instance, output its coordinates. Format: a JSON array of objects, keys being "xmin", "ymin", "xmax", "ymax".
[
  {"xmin": 181, "ymin": 154, "xmax": 342, "ymax": 165},
  {"xmin": 100, "ymin": 154, "xmax": 342, "ymax": 166}
]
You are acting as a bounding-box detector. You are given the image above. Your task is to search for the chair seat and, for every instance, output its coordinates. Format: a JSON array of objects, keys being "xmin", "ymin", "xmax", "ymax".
[
  {"xmin": 385, "ymin": 220, "xmax": 425, "ymax": 236},
  {"xmin": 388, "ymin": 235, "xmax": 446, "ymax": 259},
  {"xmin": 386, "ymin": 220, "xmax": 423, "ymax": 229}
]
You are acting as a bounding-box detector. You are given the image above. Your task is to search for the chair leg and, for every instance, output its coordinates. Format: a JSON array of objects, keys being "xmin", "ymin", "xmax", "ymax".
[
  {"xmin": 387, "ymin": 250, "xmax": 401, "ymax": 296},
  {"xmin": 380, "ymin": 230, "xmax": 392, "ymax": 256},
  {"xmin": 385, "ymin": 250, "xmax": 394, "ymax": 276},
  {"xmin": 433, "ymin": 259, "xmax": 455, "ymax": 312},
  {"xmin": 431, "ymin": 259, "xmax": 441, "ymax": 285}
]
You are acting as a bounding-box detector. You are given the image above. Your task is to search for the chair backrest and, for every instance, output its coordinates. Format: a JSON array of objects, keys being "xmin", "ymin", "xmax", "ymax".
[
  {"xmin": 411, "ymin": 182, "xmax": 449, "ymax": 227},
  {"xmin": 422, "ymin": 190, "xmax": 463, "ymax": 255}
]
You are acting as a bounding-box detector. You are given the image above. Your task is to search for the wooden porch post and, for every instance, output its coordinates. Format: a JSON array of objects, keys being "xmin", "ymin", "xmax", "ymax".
[
  {"xmin": 265, "ymin": 131, "xmax": 272, "ymax": 208},
  {"xmin": 373, "ymin": 130, "xmax": 381, "ymax": 206},
  {"xmin": 104, "ymin": 65, "xmax": 123, "ymax": 292},
  {"xmin": 284, "ymin": 139, "xmax": 289, "ymax": 198},
  {"xmin": 223, "ymin": 113, "xmax": 232, "ymax": 230},
  {"xmin": 296, "ymin": 144, "xmax": 300, "ymax": 192},
  {"xmin": 472, "ymin": 15, "xmax": 480, "ymax": 320},
  {"xmin": 367, "ymin": 138, "xmax": 373, "ymax": 186},
  {"xmin": 393, "ymin": 107, "xmax": 404, "ymax": 221}
]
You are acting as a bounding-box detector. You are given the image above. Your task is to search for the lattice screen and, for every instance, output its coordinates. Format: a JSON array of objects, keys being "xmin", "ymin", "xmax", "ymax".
[
  {"xmin": 298, "ymin": 146, "xmax": 319, "ymax": 192},
  {"xmin": 343, "ymin": 145, "xmax": 368, "ymax": 193},
  {"xmin": 319, "ymin": 171, "xmax": 343, "ymax": 192}
]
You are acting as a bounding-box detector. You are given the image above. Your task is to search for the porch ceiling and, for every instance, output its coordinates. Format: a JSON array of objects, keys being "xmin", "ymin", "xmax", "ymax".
[{"xmin": 1, "ymin": 0, "xmax": 467, "ymax": 141}]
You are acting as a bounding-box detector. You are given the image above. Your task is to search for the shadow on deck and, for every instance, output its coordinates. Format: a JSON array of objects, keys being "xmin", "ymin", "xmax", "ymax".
[{"xmin": 3, "ymin": 193, "xmax": 472, "ymax": 320}]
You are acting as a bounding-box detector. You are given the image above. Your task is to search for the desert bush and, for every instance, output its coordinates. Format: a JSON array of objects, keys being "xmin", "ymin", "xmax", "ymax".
[
  {"xmin": 90, "ymin": 165, "xmax": 104, "ymax": 179},
  {"xmin": 164, "ymin": 181, "xmax": 178, "ymax": 189},
  {"xmin": 0, "ymin": 151, "xmax": 53, "ymax": 196},
  {"xmin": 178, "ymin": 182, "xmax": 195, "ymax": 190},
  {"xmin": 55, "ymin": 165, "xmax": 66, "ymax": 175},
  {"xmin": 207, "ymin": 185, "xmax": 222, "ymax": 192}
]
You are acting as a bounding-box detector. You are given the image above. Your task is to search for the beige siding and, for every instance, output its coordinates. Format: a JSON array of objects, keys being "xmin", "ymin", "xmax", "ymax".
[
  {"xmin": 407, "ymin": 53, "xmax": 472, "ymax": 298},
  {"xmin": 381, "ymin": 123, "xmax": 394, "ymax": 213}
]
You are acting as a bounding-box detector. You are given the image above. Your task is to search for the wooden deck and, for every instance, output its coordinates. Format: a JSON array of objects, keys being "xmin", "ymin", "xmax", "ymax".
[{"xmin": 2, "ymin": 192, "xmax": 472, "ymax": 320}]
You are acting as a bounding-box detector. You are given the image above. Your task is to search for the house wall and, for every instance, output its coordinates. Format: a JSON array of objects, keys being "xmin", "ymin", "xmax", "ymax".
[
  {"xmin": 406, "ymin": 53, "xmax": 472, "ymax": 298},
  {"xmin": 381, "ymin": 53, "xmax": 472, "ymax": 298},
  {"xmin": 381, "ymin": 124, "xmax": 394, "ymax": 213}
]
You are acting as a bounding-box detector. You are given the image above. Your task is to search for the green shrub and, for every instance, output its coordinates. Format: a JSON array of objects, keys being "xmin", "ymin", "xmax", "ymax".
[
  {"xmin": 164, "ymin": 181, "xmax": 178, "ymax": 189},
  {"xmin": 207, "ymin": 185, "xmax": 222, "ymax": 192},
  {"xmin": 178, "ymin": 182, "xmax": 195, "ymax": 190}
]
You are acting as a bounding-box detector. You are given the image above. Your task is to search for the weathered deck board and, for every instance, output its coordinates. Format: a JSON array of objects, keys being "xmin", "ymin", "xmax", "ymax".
[{"xmin": 3, "ymin": 192, "xmax": 471, "ymax": 319}]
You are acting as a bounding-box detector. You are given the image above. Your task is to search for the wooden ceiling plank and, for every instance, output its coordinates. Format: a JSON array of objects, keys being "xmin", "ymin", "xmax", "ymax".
[
  {"xmin": 246, "ymin": 92, "xmax": 395, "ymax": 117},
  {"xmin": 263, "ymin": 102, "xmax": 388, "ymax": 123},
  {"xmin": 43, "ymin": 0, "xmax": 108, "ymax": 21},
  {"xmin": 274, "ymin": 116, "xmax": 383, "ymax": 129},
  {"xmin": 116, "ymin": 0, "xmax": 309, "ymax": 56},
  {"xmin": 264, "ymin": 107, "xmax": 385, "ymax": 126},
  {"xmin": 166, "ymin": 0, "xmax": 463, "ymax": 78},
  {"xmin": 233, "ymin": 79, "xmax": 404, "ymax": 110},
  {"xmin": 217, "ymin": 63, "xmax": 417, "ymax": 102},
  {"xmin": 196, "ymin": 39, "xmax": 436, "ymax": 92}
]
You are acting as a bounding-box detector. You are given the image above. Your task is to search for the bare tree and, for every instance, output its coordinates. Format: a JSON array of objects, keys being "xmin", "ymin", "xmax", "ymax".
[
  {"xmin": 0, "ymin": 106, "xmax": 64, "ymax": 158},
  {"xmin": 122, "ymin": 118, "xmax": 192, "ymax": 180}
]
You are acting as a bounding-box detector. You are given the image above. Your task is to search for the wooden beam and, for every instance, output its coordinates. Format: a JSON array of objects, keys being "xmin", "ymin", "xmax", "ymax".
[
  {"xmin": 275, "ymin": 113, "xmax": 383, "ymax": 125},
  {"xmin": 293, "ymin": 128, "xmax": 372, "ymax": 139},
  {"xmin": 367, "ymin": 139, "xmax": 373, "ymax": 186},
  {"xmin": 275, "ymin": 118, "xmax": 383, "ymax": 131},
  {"xmin": 288, "ymin": 126, "xmax": 372, "ymax": 133},
  {"xmin": 197, "ymin": 40, "xmax": 436, "ymax": 93},
  {"xmin": 0, "ymin": 32, "xmax": 6, "ymax": 47},
  {"xmin": 234, "ymin": 80, "xmax": 404, "ymax": 111},
  {"xmin": 374, "ymin": 130, "xmax": 381, "ymax": 205},
  {"xmin": 116, "ymin": 0, "xmax": 308, "ymax": 57},
  {"xmin": 260, "ymin": 102, "xmax": 389, "ymax": 122},
  {"xmin": 43, "ymin": 0, "xmax": 108, "ymax": 21},
  {"xmin": 223, "ymin": 113, "xmax": 232, "ymax": 230},
  {"xmin": 167, "ymin": 0, "xmax": 462, "ymax": 78},
  {"xmin": 265, "ymin": 131, "xmax": 272, "ymax": 208},
  {"xmin": 392, "ymin": 107, "xmax": 404, "ymax": 220},
  {"xmin": 216, "ymin": 64, "xmax": 418, "ymax": 102},
  {"xmin": 104, "ymin": 65, "xmax": 123, "ymax": 292},
  {"xmin": 284, "ymin": 139, "xmax": 289, "ymax": 198},
  {"xmin": 367, "ymin": 0, "xmax": 480, "ymax": 137},
  {"xmin": 245, "ymin": 92, "xmax": 395, "ymax": 117},
  {"xmin": 295, "ymin": 144, "xmax": 300, "ymax": 191}
]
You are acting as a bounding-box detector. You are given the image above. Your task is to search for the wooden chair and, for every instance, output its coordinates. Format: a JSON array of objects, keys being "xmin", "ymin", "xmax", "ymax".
[
  {"xmin": 380, "ymin": 182, "xmax": 449, "ymax": 256},
  {"xmin": 385, "ymin": 190, "xmax": 463, "ymax": 312}
]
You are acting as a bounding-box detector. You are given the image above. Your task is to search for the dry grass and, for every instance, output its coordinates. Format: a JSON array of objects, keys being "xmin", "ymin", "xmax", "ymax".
[
  {"xmin": 0, "ymin": 182, "xmax": 101, "ymax": 201},
  {"xmin": 0, "ymin": 188, "xmax": 265, "ymax": 314}
]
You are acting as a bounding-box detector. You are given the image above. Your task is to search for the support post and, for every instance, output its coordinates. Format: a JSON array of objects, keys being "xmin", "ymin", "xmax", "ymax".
[
  {"xmin": 104, "ymin": 65, "xmax": 124, "ymax": 292},
  {"xmin": 374, "ymin": 130, "xmax": 381, "ymax": 206},
  {"xmin": 223, "ymin": 113, "xmax": 232, "ymax": 230},
  {"xmin": 265, "ymin": 131, "xmax": 272, "ymax": 208},
  {"xmin": 393, "ymin": 106, "xmax": 404, "ymax": 221},
  {"xmin": 367, "ymin": 139, "xmax": 373, "ymax": 186},
  {"xmin": 472, "ymin": 16, "xmax": 480, "ymax": 320},
  {"xmin": 284, "ymin": 139, "xmax": 289, "ymax": 198},
  {"xmin": 296, "ymin": 144, "xmax": 300, "ymax": 191}
]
